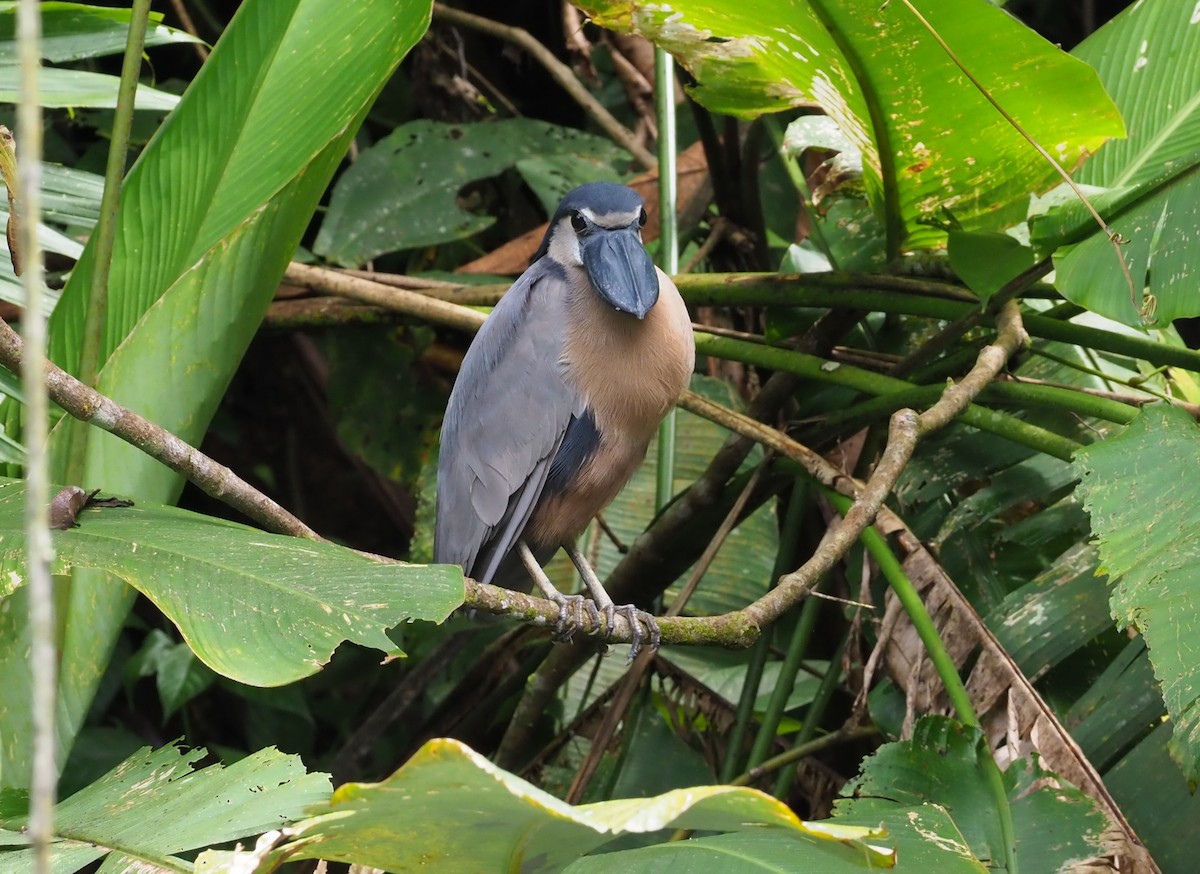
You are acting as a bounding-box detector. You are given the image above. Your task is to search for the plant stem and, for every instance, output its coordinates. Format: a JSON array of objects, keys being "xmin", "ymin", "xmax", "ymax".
[
  {"xmin": 773, "ymin": 632, "xmax": 848, "ymax": 798},
  {"xmin": 841, "ymin": 491, "xmax": 976, "ymax": 725},
  {"xmin": 431, "ymin": 4, "xmax": 655, "ymax": 169},
  {"xmin": 721, "ymin": 479, "xmax": 808, "ymax": 783},
  {"xmin": 65, "ymin": 0, "xmax": 152, "ymax": 483},
  {"xmin": 731, "ymin": 723, "xmax": 879, "ymax": 787},
  {"xmin": 16, "ymin": 2, "xmax": 54, "ymax": 870},
  {"xmin": 746, "ymin": 594, "xmax": 822, "ymax": 770},
  {"xmin": 694, "ymin": 331, "xmax": 1080, "ymax": 460}
]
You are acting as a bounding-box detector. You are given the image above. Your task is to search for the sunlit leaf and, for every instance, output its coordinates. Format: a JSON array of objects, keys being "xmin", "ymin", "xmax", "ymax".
[
  {"xmin": 0, "ymin": 0, "xmax": 434, "ymax": 793},
  {"xmin": 577, "ymin": 0, "xmax": 1123, "ymax": 252},
  {"xmin": 195, "ymin": 738, "xmax": 894, "ymax": 873},
  {"xmin": 0, "ymin": 65, "xmax": 179, "ymax": 110},
  {"xmin": 0, "ymin": 2, "xmax": 201, "ymax": 62},
  {"xmin": 1047, "ymin": 0, "xmax": 1200, "ymax": 327}
]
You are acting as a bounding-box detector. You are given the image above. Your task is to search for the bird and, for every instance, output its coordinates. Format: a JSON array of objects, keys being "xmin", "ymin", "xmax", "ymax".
[{"xmin": 435, "ymin": 182, "xmax": 695, "ymax": 656}]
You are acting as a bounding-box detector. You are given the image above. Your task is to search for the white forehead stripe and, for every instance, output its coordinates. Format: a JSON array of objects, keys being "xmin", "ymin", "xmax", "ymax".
[{"xmin": 578, "ymin": 207, "xmax": 642, "ymax": 229}]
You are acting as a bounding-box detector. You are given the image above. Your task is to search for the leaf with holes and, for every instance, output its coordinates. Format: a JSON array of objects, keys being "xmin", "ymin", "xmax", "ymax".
[{"xmin": 577, "ymin": 0, "xmax": 1123, "ymax": 253}]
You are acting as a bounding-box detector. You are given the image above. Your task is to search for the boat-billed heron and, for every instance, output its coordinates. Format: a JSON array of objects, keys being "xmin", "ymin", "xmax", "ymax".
[{"xmin": 435, "ymin": 182, "xmax": 695, "ymax": 654}]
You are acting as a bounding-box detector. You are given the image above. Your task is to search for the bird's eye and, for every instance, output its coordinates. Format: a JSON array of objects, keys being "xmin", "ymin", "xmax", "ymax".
[
  {"xmin": 638, "ymin": 207, "xmax": 648, "ymax": 228},
  {"xmin": 570, "ymin": 211, "xmax": 588, "ymax": 233}
]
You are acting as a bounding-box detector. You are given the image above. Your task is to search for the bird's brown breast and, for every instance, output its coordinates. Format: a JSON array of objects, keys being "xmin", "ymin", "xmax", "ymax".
[{"xmin": 524, "ymin": 266, "xmax": 694, "ymax": 548}]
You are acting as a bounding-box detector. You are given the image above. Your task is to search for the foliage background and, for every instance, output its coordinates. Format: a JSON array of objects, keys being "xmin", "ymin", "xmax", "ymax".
[{"xmin": 1, "ymin": 0, "xmax": 1198, "ymax": 870}]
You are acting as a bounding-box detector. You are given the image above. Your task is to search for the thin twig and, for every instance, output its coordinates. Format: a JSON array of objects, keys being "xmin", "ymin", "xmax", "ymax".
[
  {"xmin": 700, "ymin": 300, "xmax": 1029, "ymax": 631},
  {"xmin": 564, "ymin": 456, "xmax": 770, "ymax": 802},
  {"xmin": 681, "ymin": 217, "xmax": 730, "ymax": 274},
  {"xmin": 667, "ymin": 456, "xmax": 769, "ymax": 617},
  {"xmin": 167, "ymin": 0, "xmax": 209, "ymax": 62},
  {"xmin": 340, "ymin": 269, "xmax": 458, "ymax": 290},
  {"xmin": 594, "ymin": 512, "xmax": 629, "ymax": 554},
  {"xmin": 1005, "ymin": 373, "xmax": 1200, "ymax": 417},
  {"xmin": 431, "ymin": 4, "xmax": 656, "ymax": 170}
]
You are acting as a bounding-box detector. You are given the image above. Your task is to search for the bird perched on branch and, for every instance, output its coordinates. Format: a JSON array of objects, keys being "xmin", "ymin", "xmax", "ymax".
[{"xmin": 435, "ymin": 182, "xmax": 695, "ymax": 655}]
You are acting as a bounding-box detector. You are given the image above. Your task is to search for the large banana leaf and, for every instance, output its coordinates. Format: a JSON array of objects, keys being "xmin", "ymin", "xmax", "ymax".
[
  {"xmin": 1074, "ymin": 404, "xmax": 1200, "ymax": 783},
  {"xmin": 1044, "ymin": 0, "xmax": 1200, "ymax": 327},
  {"xmin": 0, "ymin": 0, "xmax": 433, "ymax": 789},
  {"xmin": 574, "ymin": 0, "xmax": 1123, "ymax": 254}
]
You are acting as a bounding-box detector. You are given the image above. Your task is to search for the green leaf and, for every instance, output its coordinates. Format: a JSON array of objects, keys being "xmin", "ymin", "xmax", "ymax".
[
  {"xmin": 1106, "ymin": 722, "xmax": 1200, "ymax": 872},
  {"xmin": 577, "ymin": 0, "xmax": 1124, "ymax": 253},
  {"xmin": 946, "ymin": 230, "xmax": 1034, "ymax": 305},
  {"xmin": 194, "ymin": 738, "xmax": 894, "ymax": 873},
  {"xmin": 321, "ymin": 326, "xmax": 443, "ymax": 485},
  {"xmin": 0, "ymin": 2, "xmax": 201, "ymax": 62},
  {"xmin": 561, "ymin": 809, "xmax": 982, "ymax": 873},
  {"xmin": 0, "ymin": 65, "xmax": 179, "ymax": 110},
  {"xmin": 315, "ymin": 119, "xmax": 630, "ymax": 266},
  {"xmin": 1048, "ymin": 0, "xmax": 1200, "ymax": 327},
  {"xmin": 837, "ymin": 716, "xmax": 1111, "ymax": 870},
  {"xmin": 1067, "ymin": 638, "xmax": 1164, "ymax": 770},
  {"xmin": 0, "ymin": 479, "xmax": 463, "ymax": 686},
  {"xmin": 1073, "ymin": 403, "xmax": 1200, "ymax": 781},
  {"xmin": 0, "ymin": 0, "xmax": 433, "ymax": 792},
  {"xmin": 0, "ymin": 743, "xmax": 330, "ymax": 872},
  {"xmin": 987, "ymin": 543, "xmax": 1113, "ymax": 682}
]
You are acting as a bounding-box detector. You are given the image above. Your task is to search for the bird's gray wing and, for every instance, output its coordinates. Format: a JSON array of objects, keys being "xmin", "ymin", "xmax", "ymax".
[{"xmin": 434, "ymin": 262, "xmax": 582, "ymax": 584}]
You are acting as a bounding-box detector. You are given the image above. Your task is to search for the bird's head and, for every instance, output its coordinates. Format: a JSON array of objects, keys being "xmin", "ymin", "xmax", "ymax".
[{"xmin": 535, "ymin": 183, "xmax": 658, "ymax": 319}]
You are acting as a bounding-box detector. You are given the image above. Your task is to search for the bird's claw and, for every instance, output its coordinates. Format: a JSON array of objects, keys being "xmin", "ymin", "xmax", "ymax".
[
  {"xmin": 549, "ymin": 593, "xmax": 601, "ymax": 643},
  {"xmin": 608, "ymin": 604, "xmax": 660, "ymax": 660}
]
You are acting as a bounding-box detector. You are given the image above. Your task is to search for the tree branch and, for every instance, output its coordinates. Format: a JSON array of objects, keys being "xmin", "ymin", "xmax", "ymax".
[{"xmin": 0, "ymin": 319, "xmax": 318, "ymax": 540}]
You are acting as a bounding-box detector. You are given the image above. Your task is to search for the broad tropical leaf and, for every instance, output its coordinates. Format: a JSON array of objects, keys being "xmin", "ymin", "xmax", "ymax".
[
  {"xmin": 0, "ymin": 0, "xmax": 433, "ymax": 790},
  {"xmin": 1047, "ymin": 0, "xmax": 1200, "ymax": 326},
  {"xmin": 0, "ymin": 479, "xmax": 462, "ymax": 686},
  {"xmin": 315, "ymin": 119, "xmax": 629, "ymax": 266},
  {"xmin": 194, "ymin": 738, "xmax": 895, "ymax": 873},
  {"xmin": 575, "ymin": 0, "xmax": 1123, "ymax": 252},
  {"xmin": 0, "ymin": 2, "xmax": 201, "ymax": 62},
  {"xmin": 1074, "ymin": 403, "xmax": 1200, "ymax": 782},
  {"xmin": 0, "ymin": 66, "xmax": 179, "ymax": 109},
  {"xmin": 0, "ymin": 743, "xmax": 329, "ymax": 872},
  {"xmin": 836, "ymin": 716, "xmax": 1114, "ymax": 870}
]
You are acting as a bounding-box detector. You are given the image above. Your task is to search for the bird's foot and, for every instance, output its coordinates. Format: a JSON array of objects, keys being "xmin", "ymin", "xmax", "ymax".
[
  {"xmin": 602, "ymin": 604, "xmax": 660, "ymax": 660},
  {"xmin": 548, "ymin": 592, "xmax": 601, "ymax": 643}
]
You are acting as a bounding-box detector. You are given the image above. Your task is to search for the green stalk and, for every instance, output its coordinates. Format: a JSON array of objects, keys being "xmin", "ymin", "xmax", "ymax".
[
  {"xmin": 843, "ymin": 499, "xmax": 975, "ymax": 724},
  {"xmin": 981, "ymin": 381, "xmax": 1138, "ymax": 424},
  {"xmin": 64, "ymin": 0, "xmax": 153, "ymax": 482},
  {"xmin": 694, "ymin": 331, "xmax": 1081, "ymax": 460},
  {"xmin": 746, "ymin": 594, "xmax": 822, "ymax": 770},
  {"xmin": 823, "ymin": 487, "xmax": 1021, "ymax": 873},
  {"xmin": 654, "ymin": 46, "xmax": 678, "ymax": 511},
  {"xmin": 773, "ymin": 631, "xmax": 848, "ymax": 797},
  {"xmin": 814, "ymin": 377, "xmax": 1137, "ymax": 440},
  {"xmin": 672, "ymin": 273, "xmax": 1200, "ymax": 375},
  {"xmin": 720, "ymin": 479, "xmax": 809, "ymax": 783}
]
